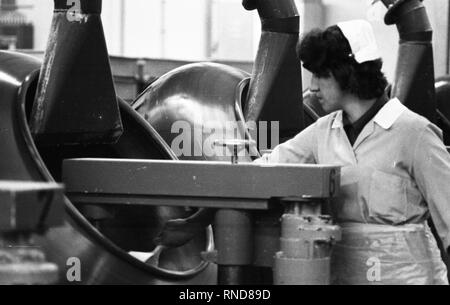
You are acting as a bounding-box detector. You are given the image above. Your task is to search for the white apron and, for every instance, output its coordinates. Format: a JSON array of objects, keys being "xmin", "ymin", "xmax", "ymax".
[{"xmin": 331, "ymin": 223, "xmax": 448, "ymax": 285}]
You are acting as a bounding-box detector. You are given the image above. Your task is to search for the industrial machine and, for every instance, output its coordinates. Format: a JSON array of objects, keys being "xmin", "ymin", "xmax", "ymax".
[
  {"xmin": 0, "ymin": 0, "xmax": 448, "ymax": 284},
  {"xmin": 0, "ymin": 0, "xmax": 215, "ymax": 285},
  {"xmin": 0, "ymin": 0, "xmax": 340, "ymax": 285}
]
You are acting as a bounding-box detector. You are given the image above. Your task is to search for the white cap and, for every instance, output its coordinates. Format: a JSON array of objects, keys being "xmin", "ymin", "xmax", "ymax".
[{"xmin": 337, "ymin": 19, "xmax": 381, "ymax": 64}]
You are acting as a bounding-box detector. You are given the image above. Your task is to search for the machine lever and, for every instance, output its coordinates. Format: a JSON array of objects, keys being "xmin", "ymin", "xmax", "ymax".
[{"xmin": 213, "ymin": 139, "xmax": 256, "ymax": 164}]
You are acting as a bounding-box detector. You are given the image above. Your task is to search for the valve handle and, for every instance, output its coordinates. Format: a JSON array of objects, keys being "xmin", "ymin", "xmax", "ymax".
[{"xmin": 213, "ymin": 139, "xmax": 256, "ymax": 164}]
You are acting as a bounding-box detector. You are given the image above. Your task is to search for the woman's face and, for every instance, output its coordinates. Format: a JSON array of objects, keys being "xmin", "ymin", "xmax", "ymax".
[{"xmin": 310, "ymin": 73, "xmax": 345, "ymax": 113}]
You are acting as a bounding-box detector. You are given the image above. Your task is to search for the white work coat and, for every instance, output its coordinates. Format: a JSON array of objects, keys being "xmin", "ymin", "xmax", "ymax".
[{"xmin": 256, "ymin": 98, "xmax": 450, "ymax": 284}]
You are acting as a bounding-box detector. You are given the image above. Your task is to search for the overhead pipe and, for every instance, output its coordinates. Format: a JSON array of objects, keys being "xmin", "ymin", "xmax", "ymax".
[
  {"xmin": 381, "ymin": 0, "xmax": 449, "ymax": 277},
  {"xmin": 381, "ymin": 0, "xmax": 436, "ymax": 123},
  {"xmin": 243, "ymin": 0, "xmax": 303, "ymax": 144},
  {"xmin": 29, "ymin": 0, "xmax": 123, "ymax": 145}
]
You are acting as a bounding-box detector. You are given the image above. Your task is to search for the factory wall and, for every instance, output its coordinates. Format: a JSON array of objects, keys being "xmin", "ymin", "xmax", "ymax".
[
  {"xmin": 16, "ymin": 0, "xmax": 52, "ymax": 52},
  {"xmin": 15, "ymin": 0, "xmax": 450, "ymax": 81}
]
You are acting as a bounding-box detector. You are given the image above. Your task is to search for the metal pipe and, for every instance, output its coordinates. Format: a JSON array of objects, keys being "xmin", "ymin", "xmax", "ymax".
[
  {"xmin": 243, "ymin": 0, "xmax": 303, "ymax": 144},
  {"xmin": 30, "ymin": 0, "xmax": 123, "ymax": 145},
  {"xmin": 381, "ymin": 0, "xmax": 436, "ymax": 122},
  {"xmin": 218, "ymin": 266, "xmax": 247, "ymax": 285},
  {"xmin": 215, "ymin": 209, "xmax": 253, "ymax": 285}
]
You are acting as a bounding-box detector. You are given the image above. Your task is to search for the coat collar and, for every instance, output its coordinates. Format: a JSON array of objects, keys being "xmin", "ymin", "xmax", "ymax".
[
  {"xmin": 331, "ymin": 111, "xmax": 344, "ymax": 129},
  {"xmin": 331, "ymin": 98, "xmax": 406, "ymax": 130},
  {"xmin": 373, "ymin": 98, "xmax": 406, "ymax": 129}
]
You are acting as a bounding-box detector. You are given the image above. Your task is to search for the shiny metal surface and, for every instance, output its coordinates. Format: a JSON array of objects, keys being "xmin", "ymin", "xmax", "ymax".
[
  {"xmin": 134, "ymin": 62, "xmax": 256, "ymax": 162},
  {"xmin": 134, "ymin": 1, "xmax": 304, "ymax": 155},
  {"xmin": 0, "ymin": 50, "xmax": 216, "ymax": 284}
]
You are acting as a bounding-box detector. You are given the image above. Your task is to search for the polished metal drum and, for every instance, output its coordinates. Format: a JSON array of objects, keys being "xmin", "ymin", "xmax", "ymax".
[
  {"xmin": 133, "ymin": 63, "xmax": 254, "ymax": 162},
  {"xmin": 0, "ymin": 50, "xmax": 216, "ymax": 284}
]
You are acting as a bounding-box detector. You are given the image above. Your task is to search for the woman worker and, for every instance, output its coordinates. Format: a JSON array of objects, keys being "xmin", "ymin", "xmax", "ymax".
[{"xmin": 255, "ymin": 19, "xmax": 450, "ymax": 285}]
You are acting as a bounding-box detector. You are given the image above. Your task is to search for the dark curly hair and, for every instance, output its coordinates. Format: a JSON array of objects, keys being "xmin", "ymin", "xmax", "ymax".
[{"xmin": 297, "ymin": 25, "xmax": 388, "ymax": 100}]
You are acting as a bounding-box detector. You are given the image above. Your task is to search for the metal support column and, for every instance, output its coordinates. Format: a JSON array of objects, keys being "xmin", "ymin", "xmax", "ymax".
[
  {"xmin": 213, "ymin": 139, "xmax": 254, "ymax": 285},
  {"xmin": 274, "ymin": 198, "xmax": 341, "ymax": 285},
  {"xmin": 215, "ymin": 209, "xmax": 253, "ymax": 285}
]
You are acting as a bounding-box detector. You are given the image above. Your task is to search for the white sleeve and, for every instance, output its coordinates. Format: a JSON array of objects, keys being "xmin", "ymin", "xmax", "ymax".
[
  {"xmin": 254, "ymin": 122, "xmax": 318, "ymax": 164},
  {"xmin": 412, "ymin": 124, "xmax": 450, "ymax": 249}
]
